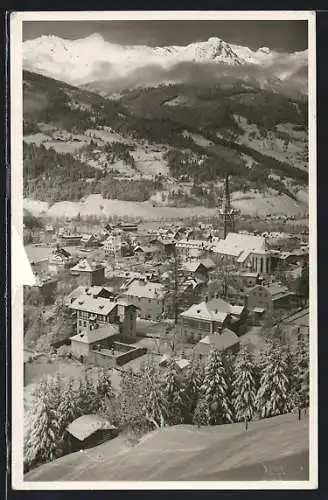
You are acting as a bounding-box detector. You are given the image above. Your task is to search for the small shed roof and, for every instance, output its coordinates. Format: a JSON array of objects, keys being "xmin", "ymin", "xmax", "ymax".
[{"xmin": 66, "ymin": 414, "xmax": 116, "ymax": 441}]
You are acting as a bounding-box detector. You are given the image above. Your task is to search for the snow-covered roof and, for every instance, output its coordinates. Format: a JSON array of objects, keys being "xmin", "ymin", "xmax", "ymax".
[
  {"xmin": 214, "ymin": 232, "xmax": 267, "ymax": 258},
  {"xmin": 174, "ymin": 358, "xmax": 190, "ymax": 370},
  {"xmin": 69, "ymin": 295, "xmax": 117, "ymax": 315},
  {"xmin": 71, "ymin": 259, "xmax": 104, "ymax": 272},
  {"xmin": 70, "ymin": 324, "xmax": 119, "ymax": 344},
  {"xmin": 197, "ymin": 329, "xmax": 239, "ymax": 352},
  {"xmin": 124, "ymin": 280, "xmax": 165, "ymax": 300},
  {"xmin": 199, "ymin": 257, "xmax": 216, "ymax": 270},
  {"xmin": 180, "ymin": 296, "xmax": 244, "ymax": 323},
  {"xmin": 182, "ymin": 261, "xmax": 205, "ymax": 273},
  {"xmin": 66, "ymin": 414, "xmax": 116, "ymax": 441}
]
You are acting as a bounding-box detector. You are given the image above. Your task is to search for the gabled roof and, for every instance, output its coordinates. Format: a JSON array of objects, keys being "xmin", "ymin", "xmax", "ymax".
[
  {"xmin": 69, "ymin": 295, "xmax": 117, "ymax": 315},
  {"xmin": 199, "ymin": 257, "xmax": 216, "ymax": 270},
  {"xmin": 197, "ymin": 329, "xmax": 239, "ymax": 352},
  {"xmin": 183, "ymin": 261, "xmax": 206, "ymax": 273},
  {"xmin": 174, "ymin": 358, "xmax": 190, "ymax": 370},
  {"xmin": 180, "ymin": 303, "xmax": 228, "ymax": 323},
  {"xmin": 124, "ymin": 280, "xmax": 165, "ymax": 299},
  {"xmin": 180, "ymin": 296, "xmax": 244, "ymax": 322},
  {"xmin": 66, "ymin": 414, "xmax": 116, "ymax": 441},
  {"xmin": 70, "ymin": 324, "xmax": 119, "ymax": 344},
  {"xmin": 71, "ymin": 259, "xmax": 103, "ymax": 273},
  {"xmin": 134, "ymin": 245, "xmax": 159, "ymax": 254},
  {"xmin": 81, "ymin": 233, "xmax": 94, "ymax": 242},
  {"xmin": 214, "ymin": 232, "xmax": 267, "ymax": 258},
  {"xmin": 66, "ymin": 285, "xmax": 89, "ymax": 303}
]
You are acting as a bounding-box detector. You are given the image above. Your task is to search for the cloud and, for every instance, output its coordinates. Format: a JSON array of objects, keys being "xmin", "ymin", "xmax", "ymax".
[{"xmin": 85, "ymin": 58, "xmax": 307, "ymax": 99}]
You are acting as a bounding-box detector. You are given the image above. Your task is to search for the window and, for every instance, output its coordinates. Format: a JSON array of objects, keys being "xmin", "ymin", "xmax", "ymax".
[
  {"xmin": 79, "ymin": 320, "xmax": 82, "ymax": 326},
  {"xmin": 83, "ymin": 321, "xmax": 86, "ymax": 327}
]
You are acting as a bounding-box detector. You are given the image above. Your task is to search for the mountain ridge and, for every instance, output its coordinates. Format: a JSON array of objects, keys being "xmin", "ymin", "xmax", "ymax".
[{"xmin": 23, "ymin": 34, "xmax": 308, "ymax": 92}]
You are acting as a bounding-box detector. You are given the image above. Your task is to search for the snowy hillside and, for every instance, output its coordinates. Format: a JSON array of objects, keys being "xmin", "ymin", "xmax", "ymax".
[{"xmin": 25, "ymin": 413, "xmax": 309, "ymax": 481}]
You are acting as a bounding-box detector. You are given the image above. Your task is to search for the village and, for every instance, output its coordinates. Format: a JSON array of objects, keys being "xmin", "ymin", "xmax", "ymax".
[
  {"xmin": 23, "ymin": 176, "xmax": 309, "ymax": 467},
  {"xmin": 24, "ymin": 175, "xmax": 309, "ymax": 370}
]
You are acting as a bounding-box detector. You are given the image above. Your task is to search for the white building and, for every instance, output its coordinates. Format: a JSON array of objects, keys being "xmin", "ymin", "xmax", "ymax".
[
  {"xmin": 213, "ymin": 232, "xmax": 271, "ymax": 274},
  {"xmin": 175, "ymin": 239, "xmax": 212, "ymax": 258},
  {"xmin": 104, "ymin": 234, "xmax": 122, "ymax": 256}
]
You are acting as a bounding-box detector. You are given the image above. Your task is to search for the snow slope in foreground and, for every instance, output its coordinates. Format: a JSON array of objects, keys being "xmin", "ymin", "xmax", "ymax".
[{"xmin": 25, "ymin": 413, "xmax": 309, "ymax": 482}]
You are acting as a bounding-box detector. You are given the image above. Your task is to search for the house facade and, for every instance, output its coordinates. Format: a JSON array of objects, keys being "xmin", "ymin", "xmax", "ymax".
[
  {"xmin": 81, "ymin": 234, "xmax": 100, "ymax": 248},
  {"xmin": 175, "ymin": 239, "xmax": 210, "ymax": 258},
  {"xmin": 71, "ymin": 259, "xmax": 105, "ymax": 287},
  {"xmin": 69, "ymin": 294, "xmax": 138, "ymax": 340},
  {"xmin": 104, "ymin": 234, "xmax": 123, "ymax": 256},
  {"xmin": 246, "ymin": 283, "xmax": 294, "ymax": 316},
  {"xmin": 179, "ymin": 296, "xmax": 246, "ymax": 344},
  {"xmin": 59, "ymin": 233, "xmax": 82, "ymax": 246},
  {"xmin": 121, "ymin": 279, "xmax": 165, "ymax": 321}
]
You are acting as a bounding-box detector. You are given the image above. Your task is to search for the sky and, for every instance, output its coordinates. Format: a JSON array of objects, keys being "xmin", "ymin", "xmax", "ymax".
[{"xmin": 23, "ymin": 20, "xmax": 308, "ymax": 52}]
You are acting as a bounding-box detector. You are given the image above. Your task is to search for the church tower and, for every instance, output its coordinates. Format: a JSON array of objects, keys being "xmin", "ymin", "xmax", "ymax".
[{"xmin": 218, "ymin": 174, "xmax": 236, "ymax": 239}]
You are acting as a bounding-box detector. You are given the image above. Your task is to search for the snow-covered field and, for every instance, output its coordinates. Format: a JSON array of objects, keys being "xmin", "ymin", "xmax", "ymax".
[
  {"xmin": 131, "ymin": 147, "xmax": 169, "ymax": 177},
  {"xmin": 85, "ymin": 127, "xmax": 132, "ymax": 145},
  {"xmin": 232, "ymin": 115, "xmax": 308, "ymax": 172},
  {"xmin": 24, "ymin": 189, "xmax": 307, "ymax": 219}
]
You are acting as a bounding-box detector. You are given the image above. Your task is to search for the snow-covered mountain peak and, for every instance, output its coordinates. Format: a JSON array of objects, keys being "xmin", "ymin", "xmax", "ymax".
[{"xmin": 23, "ymin": 33, "xmax": 308, "ymax": 93}]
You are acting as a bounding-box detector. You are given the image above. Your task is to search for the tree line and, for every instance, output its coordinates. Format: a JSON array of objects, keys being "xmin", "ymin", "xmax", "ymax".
[
  {"xmin": 24, "ymin": 335, "xmax": 309, "ymax": 473},
  {"xmin": 23, "ymin": 142, "xmax": 161, "ymax": 203}
]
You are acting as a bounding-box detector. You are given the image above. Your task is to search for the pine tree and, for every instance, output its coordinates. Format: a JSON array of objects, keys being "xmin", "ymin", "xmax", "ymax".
[
  {"xmin": 193, "ymin": 397, "xmax": 210, "ymax": 427},
  {"xmin": 201, "ymin": 349, "xmax": 234, "ymax": 425},
  {"xmin": 293, "ymin": 332, "xmax": 310, "ymax": 417},
  {"xmin": 76, "ymin": 373, "xmax": 98, "ymax": 414},
  {"xmin": 141, "ymin": 361, "xmax": 169, "ymax": 429},
  {"xmin": 183, "ymin": 360, "xmax": 204, "ymax": 423},
  {"xmin": 256, "ymin": 341, "xmax": 292, "ymax": 419},
  {"xmin": 119, "ymin": 368, "xmax": 146, "ymax": 432},
  {"xmin": 24, "ymin": 378, "xmax": 60, "ymax": 468},
  {"xmin": 232, "ymin": 346, "xmax": 257, "ymax": 429},
  {"xmin": 162, "ymin": 360, "xmax": 185, "ymax": 425},
  {"xmin": 94, "ymin": 368, "xmax": 114, "ymax": 400}
]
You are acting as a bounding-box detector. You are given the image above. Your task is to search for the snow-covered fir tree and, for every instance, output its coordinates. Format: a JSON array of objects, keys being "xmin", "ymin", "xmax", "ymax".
[
  {"xmin": 232, "ymin": 345, "xmax": 257, "ymax": 429},
  {"xmin": 141, "ymin": 361, "xmax": 169, "ymax": 429},
  {"xmin": 94, "ymin": 368, "xmax": 114, "ymax": 413},
  {"xmin": 293, "ymin": 332, "xmax": 310, "ymax": 415},
  {"xmin": 119, "ymin": 367, "xmax": 147, "ymax": 433},
  {"xmin": 183, "ymin": 360, "xmax": 204, "ymax": 423},
  {"xmin": 193, "ymin": 397, "xmax": 210, "ymax": 427},
  {"xmin": 256, "ymin": 340, "xmax": 292, "ymax": 419},
  {"xmin": 24, "ymin": 378, "xmax": 60, "ymax": 469},
  {"xmin": 200, "ymin": 348, "xmax": 234, "ymax": 425},
  {"xmin": 162, "ymin": 360, "xmax": 185, "ymax": 425}
]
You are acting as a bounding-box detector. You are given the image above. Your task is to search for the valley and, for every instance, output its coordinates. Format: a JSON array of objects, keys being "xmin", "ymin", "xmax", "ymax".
[{"xmin": 23, "ymin": 70, "xmax": 308, "ymax": 219}]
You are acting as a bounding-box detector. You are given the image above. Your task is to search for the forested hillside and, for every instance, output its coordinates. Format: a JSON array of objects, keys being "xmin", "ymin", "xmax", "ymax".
[{"xmin": 23, "ymin": 70, "xmax": 308, "ymax": 210}]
